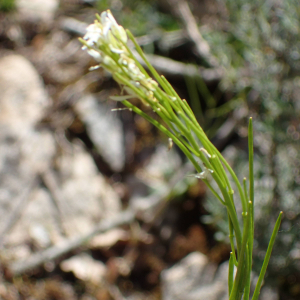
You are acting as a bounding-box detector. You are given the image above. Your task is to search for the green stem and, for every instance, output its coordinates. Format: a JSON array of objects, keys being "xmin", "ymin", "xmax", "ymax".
[
  {"xmin": 248, "ymin": 117, "xmax": 254, "ymax": 246},
  {"xmin": 229, "ymin": 204, "xmax": 251, "ymax": 300},
  {"xmin": 229, "ymin": 252, "xmax": 235, "ymax": 296},
  {"xmin": 228, "ymin": 216, "xmax": 238, "ymax": 266},
  {"xmin": 216, "ymin": 152, "xmax": 247, "ymax": 214},
  {"xmin": 244, "ymin": 118, "xmax": 254, "ymax": 300},
  {"xmin": 126, "ymin": 30, "xmax": 171, "ymax": 93},
  {"xmin": 252, "ymin": 212, "xmax": 283, "ymax": 300},
  {"xmin": 122, "ymin": 100, "xmax": 201, "ymax": 173}
]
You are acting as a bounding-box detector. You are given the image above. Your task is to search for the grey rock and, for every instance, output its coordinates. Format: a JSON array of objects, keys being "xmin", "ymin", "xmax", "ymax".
[
  {"xmin": 7, "ymin": 188, "xmax": 57, "ymax": 249},
  {"xmin": 260, "ymin": 286, "xmax": 279, "ymax": 300},
  {"xmin": 55, "ymin": 141, "xmax": 122, "ymax": 236},
  {"xmin": 0, "ymin": 54, "xmax": 55, "ymax": 247},
  {"xmin": 74, "ymin": 95, "xmax": 125, "ymax": 172},
  {"xmin": 16, "ymin": 0, "xmax": 59, "ymax": 24},
  {"xmin": 129, "ymin": 144, "xmax": 182, "ymax": 212},
  {"xmin": 161, "ymin": 252, "xmax": 229, "ymax": 300},
  {"xmin": 0, "ymin": 55, "xmax": 49, "ymax": 131}
]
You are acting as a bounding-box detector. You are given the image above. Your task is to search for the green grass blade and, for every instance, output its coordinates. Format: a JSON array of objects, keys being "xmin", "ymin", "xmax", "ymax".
[
  {"xmin": 228, "ymin": 217, "xmax": 238, "ymax": 266},
  {"xmin": 243, "ymin": 178, "xmax": 251, "ymax": 300},
  {"xmin": 184, "ymin": 75, "xmax": 204, "ymax": 123},
  {"xmin": 248, "ymin": 117, "xmax": 254, "ymax": 228},
  {"xmin": 229, "ymin": 252, "xmax": 235, "ymax": 296},
  {"xmin": 121, "ymin": 100, "xmax": 201, "ymax": 173},
  {"xmin": 252, "ymin": 212, "xmax": 283, "ymax": 300},
  {"xmin": 247, "ymin": 117, "xmax": 254, "ymax": 299},
  {"xmin": 229, "ymin": 205, "xmax": 251, "ymax": 300}
]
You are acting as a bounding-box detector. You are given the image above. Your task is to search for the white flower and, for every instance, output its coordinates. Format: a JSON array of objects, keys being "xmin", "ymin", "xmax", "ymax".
[
  {"xmin": 82, "ymin": 10, "xmax": 128, "ymax": 60},
  {"xmin": 81, "ymin": 10, "xmax": 154, "ymax": 97},
  {"xmin": 104, "ymin": 10, "xmax": 128, "ymax": 43},
  {"xmin": 100, "ymin": 11, "xmax": 112, "ymax": 41},
  {"xmin": 106, "ymin": 10, "xmax": 118, "ymax": 27},
  {"xmin": 83, "ymin": 23, "xmax": 102, "ymax": 48}
]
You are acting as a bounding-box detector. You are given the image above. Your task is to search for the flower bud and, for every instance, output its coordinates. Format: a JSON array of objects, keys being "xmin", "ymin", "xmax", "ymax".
[
  {"xmin": 87, "ymin": 49, "xmax": 102, "ymax": 62},
  {"xmin": 103, "ymin": 55, "xmax": 118, "ymax": 72},
  {"xmin": 111, "ymin": 24, "xmax": 128, "ymax": 44}
]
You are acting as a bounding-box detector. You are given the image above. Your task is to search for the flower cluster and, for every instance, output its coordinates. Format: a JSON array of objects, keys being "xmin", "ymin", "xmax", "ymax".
[
  {"xmin": 80, "ymin": 10, "xmax": 158, "ymax": 101},
  {"xmin": 82, "ymin": 10, "xmax": 127, "ymax": 62}
]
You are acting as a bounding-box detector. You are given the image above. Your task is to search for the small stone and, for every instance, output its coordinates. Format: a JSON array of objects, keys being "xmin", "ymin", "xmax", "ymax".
[
  {"xmin": 60, "ymin": 253, "xmax": 107, "ymax": 285},
  {"xmin": 16, "ymin": 0, "xmax": 59, "ymax": 24},
  {"xmin": 74, "ymin": 95, "xmax": 125, "ymax": 172},
  {"xmin": 161, "ymin": 252, "xmax": 229, "ymax": 300}
]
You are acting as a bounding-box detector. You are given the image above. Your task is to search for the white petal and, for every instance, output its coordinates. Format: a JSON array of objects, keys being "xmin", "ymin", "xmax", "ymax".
[
  {"xmin": 87, "ymin": 49, "xmax": 102, "ymax": 62},
  {"xmin": 89, "ymin": 65, "xmax": 101, "ymax": 71},
  {"xmin": 100, "ymin": 11, "xmax": 108, "ymax": 24}
]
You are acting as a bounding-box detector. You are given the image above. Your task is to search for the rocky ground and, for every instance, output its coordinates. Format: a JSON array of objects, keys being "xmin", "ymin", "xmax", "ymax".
[{"xmin": 0, "ymin": 0, "xmax": 299, "ymax": 299}]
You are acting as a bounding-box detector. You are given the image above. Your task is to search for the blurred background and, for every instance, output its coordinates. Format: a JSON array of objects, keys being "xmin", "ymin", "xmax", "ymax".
[{"xmin": 0, "ymin": 0, "xmax": 300, "ymax": 299}]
